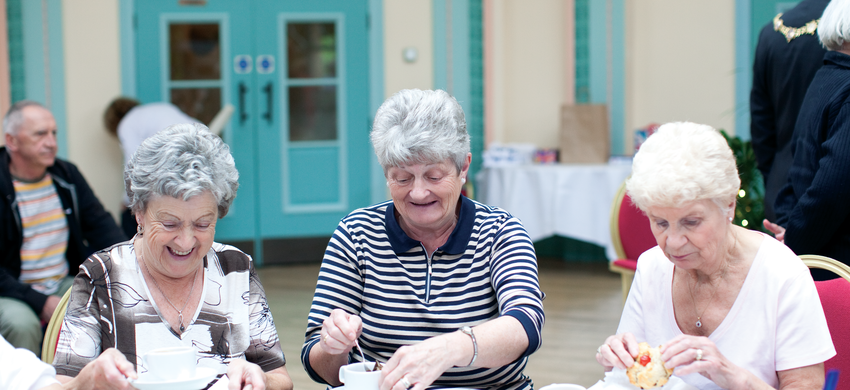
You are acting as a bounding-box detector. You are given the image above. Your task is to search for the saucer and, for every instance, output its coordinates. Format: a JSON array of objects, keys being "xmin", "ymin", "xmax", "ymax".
[{"xmin": 131, "ymin": 367, "xmax": 218, "ymax": 390}]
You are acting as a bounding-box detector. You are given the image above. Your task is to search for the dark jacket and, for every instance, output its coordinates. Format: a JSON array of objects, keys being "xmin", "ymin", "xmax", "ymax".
[
  {"xmin": 775, "ymin": 51, "xmax": 850, "ymax": 262},
  {"xmin": 750, "ymin": 0, "xmax": 829, "ymax": 221},
  {"xmin": 0, "ymin": 147, "xmax": 126, "ymax": 314}
]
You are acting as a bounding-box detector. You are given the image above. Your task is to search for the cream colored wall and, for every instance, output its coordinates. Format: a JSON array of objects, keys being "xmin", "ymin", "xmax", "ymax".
[
  {"xmin": 624, "ymin": 0, "xmax": 736, "ymax": 151},
  {"xmin": 62, "ymin": 0, "xmax": 124, "ymax": 221},
  {"xmin": 383, "ymin": 0, "xmax": 433, "ymax": 97},
  {"xmin": 487, "ymin": 0, "xmax": 571, "ymax": 148}
]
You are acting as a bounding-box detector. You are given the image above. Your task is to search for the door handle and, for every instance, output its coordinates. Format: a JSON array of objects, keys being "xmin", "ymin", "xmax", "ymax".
[
  {"xmin": 238, "ymin": 82, "xmax": 248, "ymax": 124},
  {"xmin": 262, "ymin": 82, "xmax": 273, "ymax": 124}
]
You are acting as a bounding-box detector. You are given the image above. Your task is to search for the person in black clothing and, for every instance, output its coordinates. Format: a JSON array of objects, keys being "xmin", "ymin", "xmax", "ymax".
[
  {"xmin": 751, "ymin": 0, "xmax": 829, "ymax": 222},
  {"xmin": 767, "ymin": 0, "xmax": 850, "ymax": 274},
  {"xmin": 0, "ymin": 101, "xmax": 126, "ymax": 353}
]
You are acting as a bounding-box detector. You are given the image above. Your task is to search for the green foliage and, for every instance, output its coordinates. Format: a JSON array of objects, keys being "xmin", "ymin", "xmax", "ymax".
[{"xmin": 720, "ymin": 130, "xmax": 767, "ymax": 232}]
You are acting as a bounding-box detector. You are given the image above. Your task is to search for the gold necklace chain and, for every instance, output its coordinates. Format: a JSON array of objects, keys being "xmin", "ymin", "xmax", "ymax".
[
  {"xmin": 139, "ymin": 256, "xmax": 199, "ymax": 333},
  {"xmin": 686, "ymin": 262, "xmax": 728, "ymax": 329},
  {"xmin": 773, "ymin": 13, "xmax": 819, "ymax": 43}
]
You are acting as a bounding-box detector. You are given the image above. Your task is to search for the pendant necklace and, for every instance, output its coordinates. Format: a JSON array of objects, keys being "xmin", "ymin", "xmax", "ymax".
[
  {"xmin": 686, "ymin": 263, "xmax": 726, "ymax": 328},
  {"xmin": 140, "ymin": 256, "xmax": 199, "ymax": 333}
]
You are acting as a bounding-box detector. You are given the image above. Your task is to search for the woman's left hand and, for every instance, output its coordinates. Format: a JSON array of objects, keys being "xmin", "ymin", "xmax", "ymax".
[
  {"xmin": 378, "ymin": 336, "xmax": 458, "ymax": 390},
  {"xmin": 661, "ymin": 335, "xmax": 747, "ymax": 389},
  {"xmin": 226, "ymin": 361, "xmax": 292, "ymax": 390},
  {"xmin": 227, "ymin": 360, "xmax": 268, "ymax": 390}
]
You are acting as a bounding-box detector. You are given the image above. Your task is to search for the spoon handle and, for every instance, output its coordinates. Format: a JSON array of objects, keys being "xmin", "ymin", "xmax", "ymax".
[{"xmin": 354, "ymin": 339, "xmax": 368, "ymax": 365}]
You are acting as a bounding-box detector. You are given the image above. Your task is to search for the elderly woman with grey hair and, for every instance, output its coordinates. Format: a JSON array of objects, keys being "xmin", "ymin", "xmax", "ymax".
[
  {"xmin": 301, "ymin": 89, "xmax": 544, "ymax": 390},
  {"xmin": 52, "ymin": 124, "xmax": 293, "ymax": 390},
  {"xmin": 596, "ymin": 122, "xmax": 834, "ymax": 390},
  {"xmin": 766, "ymin": 0, "xmax": 850, "ymax": 268}
]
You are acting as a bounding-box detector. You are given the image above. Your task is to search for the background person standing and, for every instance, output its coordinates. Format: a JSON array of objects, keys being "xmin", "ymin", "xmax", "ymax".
[{"xmin": 750, "ymin": 0, "xmax": 829, "ymax": 222}]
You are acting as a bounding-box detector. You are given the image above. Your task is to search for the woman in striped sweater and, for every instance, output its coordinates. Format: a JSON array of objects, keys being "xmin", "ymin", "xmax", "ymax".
[{"xmin": 301, "ymin": 89, "xmax": 545, "ymax": 390}]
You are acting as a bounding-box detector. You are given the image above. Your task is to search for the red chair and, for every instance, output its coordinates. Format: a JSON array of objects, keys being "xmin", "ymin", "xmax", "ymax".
[
  {"xmin": 800, "ymin": 254, "xmax": 850, "ymax": 390},
  {"xmin": 609, "ymin": 181, "xmax": 657, "ymax": 303}
]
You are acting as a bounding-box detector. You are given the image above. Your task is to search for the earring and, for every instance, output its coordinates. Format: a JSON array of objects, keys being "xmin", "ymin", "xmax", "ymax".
[
  {"xmin": 728, "ymin": 217, "xmax": 733, "ymax": 222},
  {"xmin": 386, "ymin": 181, "xmax": 390, "ymax": 187},
  {"xmin": 462, "ymin": 178, "xmax": 466, "ymax": 184},
  {"xmin": 137, "ymin": 224, "xmax": 144, "ymax": 236}
]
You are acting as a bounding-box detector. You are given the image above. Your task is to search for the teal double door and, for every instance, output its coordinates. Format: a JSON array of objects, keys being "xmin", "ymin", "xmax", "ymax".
[{"xmin": 134, "ymin": 1, "xmax": 372, "ymax": 261}]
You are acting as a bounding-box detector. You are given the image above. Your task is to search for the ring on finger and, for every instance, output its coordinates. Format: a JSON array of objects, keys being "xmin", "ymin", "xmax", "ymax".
[
  {"xmin": 597, "ymin": 346, "xmax": 603, "ymax": 354},
  {"xmin": 400, "ymin": 376, "xmax": 411, "ymax": 389},
  {"xmin": 324, "ymin": 335, "xmax": 330, "ymax": 343},
  {"xmin": 695, "ymin": 348, "xmax": 703, "ymax": 361}
]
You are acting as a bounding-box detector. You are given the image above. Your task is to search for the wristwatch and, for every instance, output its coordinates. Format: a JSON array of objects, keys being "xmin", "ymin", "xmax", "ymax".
[{"xmin": 459, "ymin": 326, "xmax": 478, "ymax": 367}]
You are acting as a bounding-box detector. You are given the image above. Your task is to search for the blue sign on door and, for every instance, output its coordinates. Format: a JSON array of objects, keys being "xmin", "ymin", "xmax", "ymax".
[
  {"xmin": 257, "ymin": 55, "xmax": 275, "ymax": 74},
  {"xmin": 234, "ymin": 54, "xmax": 253, "ymax": 74}
]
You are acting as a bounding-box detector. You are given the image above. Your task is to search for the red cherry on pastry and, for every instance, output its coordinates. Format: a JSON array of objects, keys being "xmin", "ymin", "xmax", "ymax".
[{"xmin": 639, "ymin": 354, "xmax": 651, "ymax": 366}]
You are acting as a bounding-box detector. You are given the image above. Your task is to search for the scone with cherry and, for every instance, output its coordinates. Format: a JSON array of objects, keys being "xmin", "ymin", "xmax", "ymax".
[{"xmin": 626, "ymin": 342, "xmax": 673, "ymax": 389}]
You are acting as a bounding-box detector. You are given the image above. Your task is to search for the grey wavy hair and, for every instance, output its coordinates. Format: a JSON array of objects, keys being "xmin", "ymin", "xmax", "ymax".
[
  {"xmin": 370, "ymin": 89, "xmax": 470, "ymax": 173},
  {"xmin": 818, "ymin": 0, "xmax": 850, "ymax": 51},
  {"xmin": 3, "ymin": 100, "xmax": 47, "ymax": 135},
  {"xmin": 626, "ymin": 122, "xmax": 740, "ymax": 213},
  {"xmin": 125, "ymin": 123, "xmax": 239, "ymax": 218}
]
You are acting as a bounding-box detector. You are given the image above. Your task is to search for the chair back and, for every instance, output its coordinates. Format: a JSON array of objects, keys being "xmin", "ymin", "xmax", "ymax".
[
  {"xmin": 610, "ymin": 181, "xmax": 656, "ymax": 260},
  {"xmin": 41, "ymin": 287, "xmax": 72, "ymax": 364},
  {"xmin": 800, "ymin": 254, "xmax": 850, "ymax": 390}
]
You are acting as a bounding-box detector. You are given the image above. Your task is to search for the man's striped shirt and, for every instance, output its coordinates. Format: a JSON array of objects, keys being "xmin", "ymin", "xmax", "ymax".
[
  {"xmin": 13, "ymin": 174, "xmax": 69, "ymax": 294},
  {"xmin": 301, "ymin": 196, "xmax": 545, "ymax": 390}
]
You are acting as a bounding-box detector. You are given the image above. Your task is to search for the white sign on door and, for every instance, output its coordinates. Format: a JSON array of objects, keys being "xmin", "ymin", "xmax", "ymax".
[
  {"xmin": 257, "ymin": 55, "xmax": 275, "ymax": 74},
  {"xmin": 234, "ymin": 55, "xmax": 253, "ymax": 74}
]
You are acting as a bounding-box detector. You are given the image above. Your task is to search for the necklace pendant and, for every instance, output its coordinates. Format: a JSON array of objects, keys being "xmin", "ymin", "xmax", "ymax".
[
  {"xmin": 696, "ymin": 319, "xmax": 702, "ymax": 328},
  {"xmin": 179, "ymin": 324, "xmax": 185, "ymax": 332}
]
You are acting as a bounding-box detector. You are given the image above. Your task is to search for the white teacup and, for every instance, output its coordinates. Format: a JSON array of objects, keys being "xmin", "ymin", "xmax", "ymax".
[
  {"xmin": 339, "ymin": 361, "xmax": 381, "ymax": 390},
  {"xmin": 539, "ymin": 384, "xmax": 586, "ymax": 390},
  {"xmin": 142, "ymin": 346, "xmax": 197, "ymax": 381}
]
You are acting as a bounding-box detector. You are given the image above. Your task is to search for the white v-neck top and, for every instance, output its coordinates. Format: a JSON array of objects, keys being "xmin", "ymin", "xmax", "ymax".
[{"xmin": 617, "ymin": 236, "xmax": 835, "ymax": 390}]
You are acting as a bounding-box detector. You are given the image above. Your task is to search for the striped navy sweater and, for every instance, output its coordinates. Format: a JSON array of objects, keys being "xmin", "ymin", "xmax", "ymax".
[
  {"xmin": 775, "ymin": 51, "xmax": 850, "ymax": 263},
  {"xmin": 301, "ymin": 196, "xmax": 545, "ymax": 390}
]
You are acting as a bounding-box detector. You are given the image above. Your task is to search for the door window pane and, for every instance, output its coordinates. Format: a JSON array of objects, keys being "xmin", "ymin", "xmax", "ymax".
[
  {"xmin": 289, "ymin": 86, "xmax": 337, "ymax": 141},
  {"xmin": 171, "ymin": 88, "xmax": 221, "ymax": 125},
  {"xmin": 170, "ymin": 23, "xmax": 221, "ymax": 80},
  {"xmin": 287, "ymin": 23, "xmax": 336, "ymax": 78}
]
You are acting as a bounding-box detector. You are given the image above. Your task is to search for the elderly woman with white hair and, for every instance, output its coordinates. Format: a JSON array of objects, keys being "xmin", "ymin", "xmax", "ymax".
[
  {"xmin": 52, "ymin": 124, "xmax": 293, "ymax": 390},
  {"xmin": 596, "ymin": 122, "xmax": 834, "ymax": 390},
  {"xmin": 301, "ymin": 89, "xmax": 544, "ymax": 390},
  {"xmin": 766, "ymin": 0, "xmax": 850, "ymax": 269}
]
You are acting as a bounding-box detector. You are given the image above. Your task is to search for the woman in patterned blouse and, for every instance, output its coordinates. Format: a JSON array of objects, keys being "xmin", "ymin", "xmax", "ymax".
[
  {"xmin": 301, "ymin": 89, "xmax": 545, "ymax": 390},
  {"xmin": 54, "ymin": 124, "xmax": 293, "ymax": 390}
]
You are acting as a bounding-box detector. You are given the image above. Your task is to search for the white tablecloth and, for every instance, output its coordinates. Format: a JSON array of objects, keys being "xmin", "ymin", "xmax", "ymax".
[{"xmin": 476, "ymin": 164, "xmax": 632, "ymax": 261}]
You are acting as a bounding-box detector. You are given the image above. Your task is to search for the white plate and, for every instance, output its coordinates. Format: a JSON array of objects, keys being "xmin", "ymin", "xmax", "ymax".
[
  {"xmin": 334, "ymin": 387, "xmax": 479, "ymax": 390},
  {"xmin": 131, "ymin": 367, "xmax": 218, "ymax": 390}
]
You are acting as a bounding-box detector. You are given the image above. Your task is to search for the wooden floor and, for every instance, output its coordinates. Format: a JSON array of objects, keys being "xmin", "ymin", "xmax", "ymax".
[{"xmin": 257, "ymin": 258, "xmax": 624, "ymax": 390}]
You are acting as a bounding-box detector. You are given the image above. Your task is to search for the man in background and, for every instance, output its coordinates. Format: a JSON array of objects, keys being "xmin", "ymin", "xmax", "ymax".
[
  {"xmin": 0, "ymin": 100, "xmax": 126, "ymax": 353},
  {"xmin": 751, "ymin": 0, "xmax": 829, "ymax": 222}
]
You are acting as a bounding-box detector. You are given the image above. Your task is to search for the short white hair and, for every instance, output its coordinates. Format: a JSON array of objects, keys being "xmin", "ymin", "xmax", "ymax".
[
  {"xmin": 370, "ymin": 89, "xmax": 469, "ymax": 174},
  {"xmin": 818, "ymin": 0, "xmax": 850, "ymax": 51},
  {"xmin": 3, "ymin": 100, "xmax": 46, "ymax": 135},
  {"xmin": 626, "ymin": 122, "xmax": 740, "ymax": 213},
  {"xmin": 125, "ymin": 123, "xmax": 239, "ymax": 218}
]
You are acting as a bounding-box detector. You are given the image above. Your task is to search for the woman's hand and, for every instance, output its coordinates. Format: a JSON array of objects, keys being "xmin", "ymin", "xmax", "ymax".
[
  {"xmin": 661, "ymin": 335, "xmax": 747, "ymax": 389},
  {"xmin": 378, "ymin": 336, "xmax": 457, "ymax": 390},
  {"xmin": 227, "ymin": 361, "xmax": 292, "ymax": 390},
  {"xmin": 227, "ymin": 359, "xmax": 265, "ymax": 390},
  {"xmin": 596, "ymin": 333, "xmax": 640, "ymax": 370},
  {"xmin": 58, "ymin": 348, "xmax": 137, "ymax": 390},
  {"xmin": 763, "ymin": 219, "xmax": 786, "ymax": 243},
  {"xmin": 321, "ymin": 309, "xmax": 363, "ymax": 355}
]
